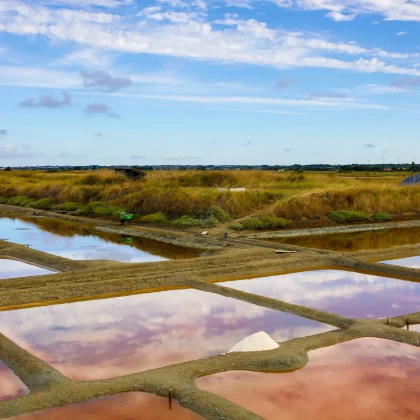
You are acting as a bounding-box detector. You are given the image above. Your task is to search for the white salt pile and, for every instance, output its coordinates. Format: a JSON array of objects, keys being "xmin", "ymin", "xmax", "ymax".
[{"xmin": 227, "ymin": 331, "xmax": 279, "ymax": 353}]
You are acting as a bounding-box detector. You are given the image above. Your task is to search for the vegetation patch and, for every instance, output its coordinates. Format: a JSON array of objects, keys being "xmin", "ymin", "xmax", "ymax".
[
  {"xmin": 75, "ymin": 201, "xmax": 124, "ymax": 217},
  {"xmin": 32, "ymin": 198, "xmax": 54, "ymax": 210},
  {"xmin": 373, "ymin": 212, "xmax": 392, "ymax": 222},
  {"xmin": 328, "ymin": 210, "xmax": 370, "ymax": 223},
  {"xmin": 52, "ymin": 202, "xmax": 83, "ymax": 212},
  {"xmin": 172, "ymin": 215, "xmax": 217, "ymax": 228},
  {"xmin": 138, "ymin": 212, "xmax": 169, "ymax": 224},
  {"xmin": 231, "ymin": 215, "xmax": 288, "ymax": 231}
]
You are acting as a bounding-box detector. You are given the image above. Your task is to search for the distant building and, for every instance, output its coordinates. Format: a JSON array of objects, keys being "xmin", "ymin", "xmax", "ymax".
[{"xmin": 400, "ymin": 174, "xmax": 420, "ymax": 186}]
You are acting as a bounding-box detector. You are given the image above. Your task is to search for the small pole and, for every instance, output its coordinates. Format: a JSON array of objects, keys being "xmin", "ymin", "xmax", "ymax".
[
  {"xmin": 386, "ymin": 317, "xmax": 389, "ymax": 325},
  {"xmin": 168, "ymin": 389, "xmax": 173, "ymax": 410},
  {"xmin": 407, "ymin": 318, "xmax": 410, "ymax": 331},
  {"xmin": 224, "ymin": 232, "xmax": 228, "ymax": 240}
]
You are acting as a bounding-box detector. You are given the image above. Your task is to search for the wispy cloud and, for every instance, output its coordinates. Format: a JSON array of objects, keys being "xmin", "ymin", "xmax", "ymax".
[
  {"xmin": 284, "ymin": 147, "xmax": 293, "ymax": 153},
  {"xmin": 165, "ymin": 153, "xmax": 194, "ymax": 160},
  {"xmin": 309, "ymin": 92, "xmax": 347, "ymax": 99},
  {"xmin": 83, "ymin": 103, "xmax": 119, "ymax": 118},
  {"xmin": 132, "ymin": 154, "xmax": 146, "ymax": 159},
  {"xmin": 0, "ymin": 143, "xmax": 43, "ymax": 159},
  {"xmin": 274, "ymin": 78, "xmax": 295, "ymax": 89},
  {"xmin": 117, "ymin": 93, "xmax": 387, "ymax": 110},
  {"xmin": 243, "ymin": 141, "xmax": 252, "ymax": 147},
  {"xmin": 80, "ymin": 70, "xmax": 133, "ymax": 92},
  {"xmin": 19, "ymin": 92, "xmax": 71, "ymax": 109},
  {"xmin": 365, "ymin": 143, "xmax": 375, "ymax": 149},
  {"xmin": 390, "ymin": 77, "xmax": 420, "ymax": 89},
  {"xmin": 0, "ymin": 129, "xmax": 7, "ymax": 137}
]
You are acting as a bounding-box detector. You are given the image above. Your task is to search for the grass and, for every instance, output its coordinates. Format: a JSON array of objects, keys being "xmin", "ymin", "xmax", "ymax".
[
  {"xmin": 328, "ymin": 210, "xmax": 370, "ymax": 223},
  {"xmin": 0, "ymin": 169, "xmax": 418, "ymax": 229},
  {"xmin": 230, "ymin": 216, "xmax": 288, "ymax": 231}
]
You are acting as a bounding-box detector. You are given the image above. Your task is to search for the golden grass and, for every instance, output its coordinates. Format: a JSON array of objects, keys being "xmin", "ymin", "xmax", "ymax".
[{"xmin": 0, "ymin": 169, "xmax": 418, "ymax": 222}]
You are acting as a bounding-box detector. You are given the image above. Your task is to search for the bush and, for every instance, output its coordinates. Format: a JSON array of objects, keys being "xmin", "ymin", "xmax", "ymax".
[
  {"xmin": 7, "ymin": 196, "xmax": 33, "ymax": 206},
  {"xmin": 139, "ymin": 212, "xmax": 169, "ymax": 224},
  {"xmin": 52, "ymin": 202, "xmax": 83, "ymax": 212},
  {"xmin": 328, "ymin": 210, "xmax": 370, "ymax": 223},
  {"xmin": 230, "ymin": 223, "xmax": 245, "ymax": 231},
  {"xmin": 76, "ymin": 201, "xmax": 124, "ymax": 217},
  {"xmin": 32, "ymin": 198, "xmax": 54, "ymax": 209},
  {"xmin": 235, "ymin": 215, "xmax": 288, "ymax": 230},
  {"xmin": 194, "ymin": 206, "xmax": 230, "ymax": 223},
  {"xmin": 172, "ymin": 215, "xmax": 217, "ymax": 228},
  {"xmin": 373, "ymin": 212, "xmax": 392, "ymax": 222}
]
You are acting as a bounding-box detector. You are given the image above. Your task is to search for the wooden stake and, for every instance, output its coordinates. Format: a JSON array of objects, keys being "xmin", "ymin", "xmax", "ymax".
[
  {"xmin": 386, "ymin": 317, "xmax": 389, "ymax": 325},
  {"xmin": 169, "ymin": 389, "xmax": 173, "ymax": 410},
  {"xmin": 407, "ymin": 318, "xmax": 410, "ymax": 331}
]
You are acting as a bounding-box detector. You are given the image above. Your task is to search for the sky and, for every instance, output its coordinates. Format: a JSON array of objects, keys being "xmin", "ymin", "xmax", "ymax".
[{"xmin": 0, "ymin": 0, "xmax": 419, "ymax": 166}]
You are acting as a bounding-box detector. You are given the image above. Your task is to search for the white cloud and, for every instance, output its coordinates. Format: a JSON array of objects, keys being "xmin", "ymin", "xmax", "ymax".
[
  {"xmin": 111, "ymin": 92, "xmax": 388, "ymax": 109},
  {"xmin": 53, "ymin": 49, "xmax": 114, "ymax": 67},
  {"xmin": 266, "ymin": 0, "xmax": 420, "ymax": 22},
  {"xmin": 0, "ymin": 0, "xmax": 419, "ymax": 81},
  {"xmin": 396, "ymin": 31, "xmax": 407, "ymax": 36},
  {"xmin": 325, "ymin": 11, "xmax": 356, "ymax": 21},
  {"xmin": 165, "ymin": 153, "xmax": 195, "ymax": 160}
]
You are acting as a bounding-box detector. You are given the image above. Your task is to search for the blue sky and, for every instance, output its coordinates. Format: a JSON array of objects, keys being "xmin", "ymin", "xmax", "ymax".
[{"xmin": 0, "ymin": 0, "xmax": 419, "ymax": 166}]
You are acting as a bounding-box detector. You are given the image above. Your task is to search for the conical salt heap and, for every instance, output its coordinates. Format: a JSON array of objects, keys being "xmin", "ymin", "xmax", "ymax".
[{"xmin": 227, "ymin": 331, "xmax": 279, "ymax": 353}]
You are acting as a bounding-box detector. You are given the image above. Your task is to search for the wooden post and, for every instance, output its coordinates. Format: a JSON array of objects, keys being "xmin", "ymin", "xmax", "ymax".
[
  {"xmin": 386, "ymin": 317, "xmax": 389, "ymax": 325},
  {"xmin": 407, "ymin": 318, "xmax": 410, "ymax": 331},
  {"xmin": 168, "ymin": 389, "xmax": 173, "ymax": 410}
]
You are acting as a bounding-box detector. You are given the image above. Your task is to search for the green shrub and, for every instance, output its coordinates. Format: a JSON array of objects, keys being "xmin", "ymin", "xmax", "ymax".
[
  {"xmin": 237, "ymin": 215, "xmax": 288, "ymax": 230},
  {"xmin": 193, "ymin": 206, "xmax": 230, "ymax": 222},
  {"xmin": 52, "ymin": 202, "xmax": 83, "ymax": 212},
  {"xmin": 209, "ymin": 206, "xmax": 230, "ymax": 222},
  {"xmin": 172, "ymin": 215, "xmax": 217, "ymax": 228},
  {"xmin": 32, "ymin": 198, "xmax": 54, "ymax": 209},
  {"xmin": 7, "ymin": 196, "xmax": 32, "ymax": 206},
  {"xmin": 76, "ymin": 201, "xmax": 124, "ymax": 217},
  {"xmin": 373, "ymin": 212, "xmax": 392, "ymax": 222},
  {"xmin": 139, "ymin": 212, "xmax": 169, "ymax": 224},
  {"xmin": 230, "ymin": 223, "xmax": 245, "ymax": 231},
  {"xmin": 328, "ymin": 210, "xmax": 370, "ymax": 223}
]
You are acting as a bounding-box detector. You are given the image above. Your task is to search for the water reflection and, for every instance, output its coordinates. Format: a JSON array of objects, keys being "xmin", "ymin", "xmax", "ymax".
[
  {"xmin": 0, "ymin": 289, "xmax": 333, "ymax": 380},
  {"xmin": 0, "ymin": 258, "xmax": 53, "ymax": 280},
  {"xmin": 0, "ymin": 217, "xmax": 199, "ymax": 262},
  {"xmin": 0, "ymin": 362, "xmax": 28, "ymax": 401},
  {"xmin": 14, "ymin": 392, "xmax": 202, "ymax": 419},
  {"xmin": 268, "ymin": 227, "xmax": 420, "ymax": 252},
  {"xmin": 383, "ymin": 256, "xmax": 420, "ymax": 269},
  {"xmin": 197, "ymin": 338, "xmax": 420, "ymax": 420},
  {"xmin": 223, "ymin": 270, "xmax": 420, "ymax": 318}
]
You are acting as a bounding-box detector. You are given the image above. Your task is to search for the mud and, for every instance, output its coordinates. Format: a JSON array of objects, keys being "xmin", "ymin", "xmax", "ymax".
[{"xmin": 0, "ymin": 204, "xmax": 420, "ymax": 419}]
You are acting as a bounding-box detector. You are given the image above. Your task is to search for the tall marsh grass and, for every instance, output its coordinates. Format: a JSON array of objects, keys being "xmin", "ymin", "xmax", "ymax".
[{"xmin": 0, "ymin": 170, "xmax": 418, "ymax": 224}]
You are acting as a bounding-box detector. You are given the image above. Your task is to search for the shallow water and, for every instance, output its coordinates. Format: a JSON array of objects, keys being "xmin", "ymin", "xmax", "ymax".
[
  {"xmin": 197, "ymin": 338, "xmax": 420, "ymax": 420},
  {"xmin": 14, "ymin": 392, "xmax": 202, "ymax": 419},
  {"xmin": 0, "ymin": 361, "xmax": 28, "ymax": 401},
  {"xmin": 268, "ymin": 226, "xmax": 420, "ymax": 252},
  {"xmin": 0, "ymin": 217, "xmax": 199, "ymax": 262},
  {"xmin": 383, "ymin": 255, "xmax": 420, "ymax": 269},
  {"xmin": 0, "ymin": 288, "xmax": 333, "ymax": 380},
  {"xmin": 222, "ymin": 269, "xmax": 420, "ymax": 318},
  {"xmin": 0, "ymin": 258, "xmax": 53, "ymax": 279}
]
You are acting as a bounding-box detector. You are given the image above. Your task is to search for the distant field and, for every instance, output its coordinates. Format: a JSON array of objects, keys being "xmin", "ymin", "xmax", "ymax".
[{"xmin": 0, "ymin": 169, "xmax": 418, "ymax": 230}]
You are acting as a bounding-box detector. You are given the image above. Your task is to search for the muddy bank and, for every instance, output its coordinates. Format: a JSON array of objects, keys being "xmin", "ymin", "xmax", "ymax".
[{"xmin": 244, "ymin": 219, "xmax": 420, "ymax": 239}]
